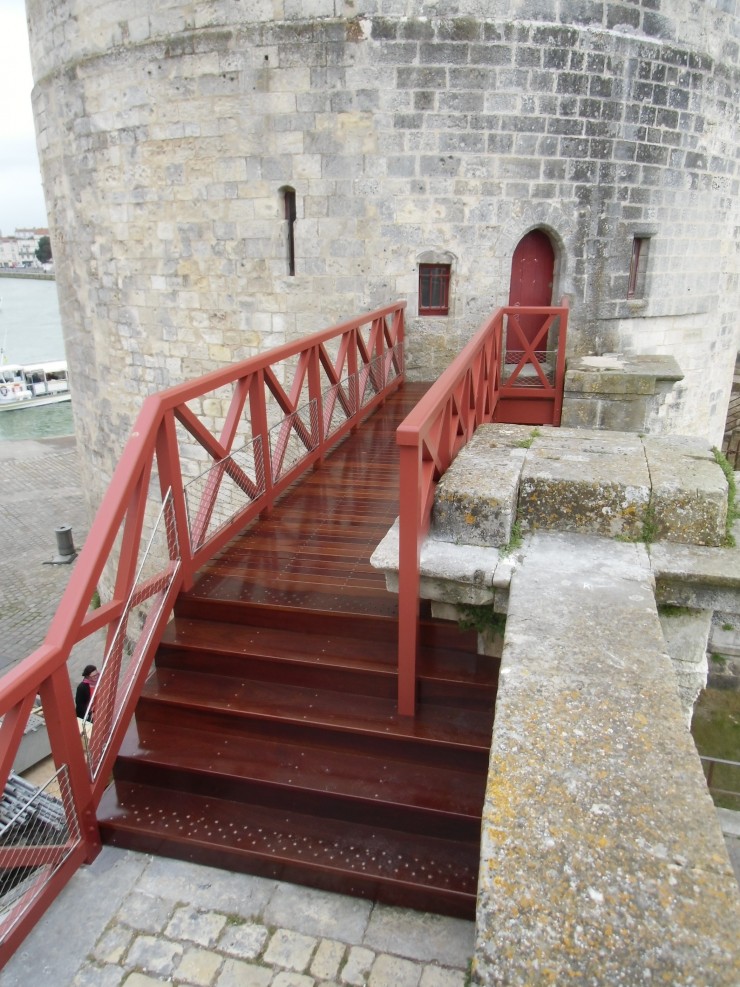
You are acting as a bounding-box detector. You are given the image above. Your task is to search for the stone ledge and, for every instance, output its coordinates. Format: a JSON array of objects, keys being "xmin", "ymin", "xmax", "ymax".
[
  {"xmin": 519, "ymin": 429, "xmax": 650, "ymax": 540},
  {"xmin": 644, "ymin": 435, "xmax": 728, "ymax": 546},
  {"xmin": 650, "ymin": 535, "xmax": 740, "ymax": 611},
  {"xmin": 431, "ymin": 425, "xmax": 531, "ymax": 547},
  {"xmin": 564, "ymin": 354, "xmax": 684, "ymax": 395},
  {"xmin": 371, "ymin": 526, "xmax": 740, "ymax": 618},
  {"xmin": 474, "ymin": 533, "xmax": 740, "ymax": 986},
  {"xmin": 370, "ymin": 518, "xmax": 519, "ymax": 607}
]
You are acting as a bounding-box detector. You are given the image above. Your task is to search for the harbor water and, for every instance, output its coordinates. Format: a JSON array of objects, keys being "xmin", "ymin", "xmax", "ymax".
[{"xmin": 0, "ymin": 276, "xmax": 73, "ymax": 440}]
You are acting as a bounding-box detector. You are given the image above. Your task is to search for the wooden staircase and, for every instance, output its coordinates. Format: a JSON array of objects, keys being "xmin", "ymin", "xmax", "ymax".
[
  {"xmin": 97, "ymin": 597, "xmax": 497, "ymax": 917},
  {"xmin": 96, "ymin": 384, "xmax": 499, "ymax": 918}
]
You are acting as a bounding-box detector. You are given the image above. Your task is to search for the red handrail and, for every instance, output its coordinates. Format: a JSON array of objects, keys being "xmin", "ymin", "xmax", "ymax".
[
  {"xmin": 395, "ymin": 302, "xmax": 568, "ymax": 716},
  {"xmin": 0, "ymin": 301, "xmax": 405, "ymax": 967}
]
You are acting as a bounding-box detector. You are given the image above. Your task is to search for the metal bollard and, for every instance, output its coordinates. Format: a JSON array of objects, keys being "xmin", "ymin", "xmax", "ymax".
[{"xmin": 44, "ymin": 524, "xmax": 77, "ymax": 565}]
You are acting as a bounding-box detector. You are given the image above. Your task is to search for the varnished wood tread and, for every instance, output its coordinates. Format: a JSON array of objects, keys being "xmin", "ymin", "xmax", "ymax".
[
  {"xmin": 97, "ymin": 780, "xmax": 478, "ymax": 917},
  {"xmin": 115, "ymin": 720, "xmax": 485, "ymax": 824},
  {"xmin": 138, "ymin": 668, "xmax": 494, "ymax": 753},
  {"xmin": 159, "ymin": 617, "xmax": 496, "ymax": 691},
  {"xmin": 183, "ymin": 384, "xmax": 434, "ymax": 617}
]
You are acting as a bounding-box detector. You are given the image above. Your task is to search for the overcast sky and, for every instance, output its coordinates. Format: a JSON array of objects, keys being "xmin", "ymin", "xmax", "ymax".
[{"xmin": 0, "ymin": 0, "xmax": 48, "ymax": 235}]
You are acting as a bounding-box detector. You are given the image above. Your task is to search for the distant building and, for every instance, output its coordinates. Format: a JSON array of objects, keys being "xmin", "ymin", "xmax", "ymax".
[{"xmin": 0, "ymin": 229, "xmax": 50, "ymax": 269}]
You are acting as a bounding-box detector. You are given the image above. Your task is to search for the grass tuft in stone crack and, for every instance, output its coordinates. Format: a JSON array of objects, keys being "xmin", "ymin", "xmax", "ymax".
[
  {"xmin": 712, "ymin": 447, "xmax": 737, "ymax": 546},
  {"xmin": 499, "ymin": 520, "xmax": 523, "ymax": 555},
  {"xmin": 457, "ymin": 604, "xmax": 506, "ymax": 636},
  {"xmin": 641, "ymin": 501, "xmax": 657, "ymax": 544},
  {"xmin": 658, "ymin": 604, "xmax": 692, "ymax": 618},
  {"xmin": 514, "ymin": 427, "xmax": 541, "ymax": 449}
]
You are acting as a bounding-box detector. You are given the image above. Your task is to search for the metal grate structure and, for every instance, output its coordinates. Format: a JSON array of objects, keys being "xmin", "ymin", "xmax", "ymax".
[{"xmin": 0, "ymin": 768, "xmax": 80, "ymax": 946}]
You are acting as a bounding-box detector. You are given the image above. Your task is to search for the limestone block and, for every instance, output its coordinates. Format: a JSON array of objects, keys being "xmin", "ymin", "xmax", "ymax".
[
  {"xmin": 563, "ymin": 356, "xmax": 684, "ymax": 435},
  {"xmin": 431, "ymin": 425, "xmax": 531, "ymax": 547},
  {"xmin": 650, "ymin": 540, "xmax": 740, "ymax": 612},
  {"xmin": 430, "ymin": 601, "xmax": 460, "ymax": 622},
  {"xmin": 597, "ymin": 395, "xmax": 650, "ymax": 433},
  {"xmin": 560, "ymin": 396, "xmax": 601, "ymax": 429},
  {"xmin": 657, "ymin": 607, "xmax": 712, "ymax": 724},
  {"xmin": 644, "ymin": 435, "xmax": 728, "ymax": 546},
  {"xmin": 565, "ymin": 355, "xmax": 684, "ymax": 395},
  {"xmin": 370, "ymin": 518, "xmax": 515, "ymax": 607},
  {"xmin": 518, "ymin": 430, "xmax": 650, "ymax": 539}
]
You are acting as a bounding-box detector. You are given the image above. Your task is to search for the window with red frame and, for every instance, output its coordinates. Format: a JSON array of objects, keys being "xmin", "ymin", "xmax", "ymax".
[{"xmin": 419, "ymin": 263, "xmax": 451, "ymax": 315}]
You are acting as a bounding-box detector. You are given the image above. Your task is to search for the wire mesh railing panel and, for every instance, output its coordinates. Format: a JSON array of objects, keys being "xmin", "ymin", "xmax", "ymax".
[
  {"xmin": 323, "ymin": 375, "xmax": 357, "ymax": 441},
  {"xmin": 358, "ymin": 354, "xmax": 383, "ymax": 409},
  {"xmin": 0, "ymin": 766, "xmax": 81, "ymax": 942},
  {"xmin": 268, "ymin": 400, "xmax": 319, "ymax": 483},
  {"xmin": 82, "ymin": 491, "xmax": 180, "ymax": 780},
  {"xmin": 184, "ymin": 436, "xmax": 266, "ymax": 553},
  {"xmin": 385, "ymin": 342, "xmax": 404, "ymax": 384},
  {"xmin": 502, "ymin": 350, "xmax": 557, "ymax": 386}
]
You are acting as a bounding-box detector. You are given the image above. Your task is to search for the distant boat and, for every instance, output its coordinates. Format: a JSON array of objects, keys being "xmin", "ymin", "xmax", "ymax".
[{"xmin": 0, "ymin": 360, "xmax": 71, "ymax": 412}]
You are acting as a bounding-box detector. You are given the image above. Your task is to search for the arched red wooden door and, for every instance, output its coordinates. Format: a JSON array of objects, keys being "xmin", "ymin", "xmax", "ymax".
[{"xmin": 508, "ymin": 229, "xmax": 555, "ymax": 347}]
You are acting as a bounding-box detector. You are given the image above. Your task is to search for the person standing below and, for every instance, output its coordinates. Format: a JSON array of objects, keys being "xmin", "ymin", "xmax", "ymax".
[{"xmin": 75, "ymin": 665, "xmax": 99, "ymax": 720}]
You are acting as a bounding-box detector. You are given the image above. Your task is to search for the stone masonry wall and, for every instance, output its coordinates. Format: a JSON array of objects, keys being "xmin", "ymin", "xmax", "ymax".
[{"xmin": 26, "ymin": 0, "xmax": 740, "ymax": 510}]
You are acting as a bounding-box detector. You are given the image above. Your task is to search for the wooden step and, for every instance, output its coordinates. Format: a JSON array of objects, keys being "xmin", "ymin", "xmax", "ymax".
[
  {"xmin": 157, "ymin": 616, "xmax": 497, "ymax": 707},
  {"xmin": 133, "ymin": 671, "xmax": 492, "ymax": 774},
  {"xmin": 112, "ymin": 720, "xmax": 485, "ymax": 840},
  {"xmin": 174, "ymin": 597, "xmax": 478, "ymax": 651},
  {"xmin": 97, "ymin": 781, "xmax": 479, "ymax": 918},
  {"xmin": 98, "ymin": 384, "xmax": 494, "ymax": 918}
]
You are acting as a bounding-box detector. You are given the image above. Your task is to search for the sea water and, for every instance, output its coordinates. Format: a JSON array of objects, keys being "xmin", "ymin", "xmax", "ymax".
[{"xmin": 0, "ymin": 276, "xmax": 73, "ymax": 440}]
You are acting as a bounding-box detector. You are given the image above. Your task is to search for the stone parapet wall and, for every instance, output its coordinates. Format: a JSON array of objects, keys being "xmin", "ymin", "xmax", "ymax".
[
  {"xmin": 474, "ymin": 533, "xmax": 740, "ymax": 985},
  {"xmin": 26, "ymin": 1, "xmax": 740, "ymax": 510}
]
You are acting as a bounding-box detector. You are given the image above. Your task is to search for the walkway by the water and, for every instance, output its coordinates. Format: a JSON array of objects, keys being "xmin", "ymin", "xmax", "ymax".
[
  {"xmin": 0, "ymin": 436, "xmax": 94, "ymax": 683},
  {"xmin": 0, "ymin": 429, "xmax": 475, "ymax": 986}
]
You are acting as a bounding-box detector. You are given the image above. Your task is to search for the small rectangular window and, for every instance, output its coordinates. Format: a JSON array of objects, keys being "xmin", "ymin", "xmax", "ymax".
[
  {"xmin": 419, "ymin": 263, "xmax": 451, "ymax": 316},
  {"xmin": 627, "ymin": 236, "xmax": 649, "ymax": 299},
  {"xmin": 284, "ymin": 188, "xmax": 297, "ymax": 276}
]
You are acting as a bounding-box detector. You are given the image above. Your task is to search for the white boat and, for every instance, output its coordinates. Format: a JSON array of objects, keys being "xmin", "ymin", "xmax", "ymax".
[{"xmin": 0, "ymin": 360, "xmax": 71, "ymax": 411}]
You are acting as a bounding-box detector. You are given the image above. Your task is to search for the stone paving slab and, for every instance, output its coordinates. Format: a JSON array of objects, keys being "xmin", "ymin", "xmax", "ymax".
[{"xmin": 0, "ymin": 849, "xmax": 473, "ymax": 987}]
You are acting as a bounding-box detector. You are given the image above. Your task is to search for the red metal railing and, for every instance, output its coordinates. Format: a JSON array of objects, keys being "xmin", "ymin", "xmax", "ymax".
[
  {"xmin": 395, "ymin": 302, "xmax": 568, "ymax": 715},
  {"xmin": 0, "ymin": 302, "xmax": 405, "ymax": 966}
]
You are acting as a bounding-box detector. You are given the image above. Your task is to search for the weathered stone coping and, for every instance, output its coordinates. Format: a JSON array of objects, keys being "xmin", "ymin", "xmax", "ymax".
[
  {"xmin": 565, "ymin": 353, "xmax": 684, "ymax": 393},
  {"xmin": 650, "ymin": 532, "xmax": 740, "ymax": 612},
  {"xmin": 370, "ymin": 521, "xmax": 740, "ymax": 615},
  {"xmin": 428, "ymin": 424, "xmax": 728, "ymax": 549},
  {"xmin": 473, "ymin": 532, "xmax": 740, "ymax": 985},
  {"xmin": 562, "ymin": 354, "xmax": 684, "ymax": 434}
]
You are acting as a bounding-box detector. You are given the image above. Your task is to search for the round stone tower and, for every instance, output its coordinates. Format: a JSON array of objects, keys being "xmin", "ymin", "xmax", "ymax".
[{"xmin": 26, "ymin": 0, "xmax": 740, "ymax": 508}]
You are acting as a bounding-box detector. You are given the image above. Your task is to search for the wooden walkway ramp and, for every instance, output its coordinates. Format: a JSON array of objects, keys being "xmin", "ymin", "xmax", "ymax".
[{"xmin": 97, "ymin": 383, "xmax": 499, "ymax": 918}]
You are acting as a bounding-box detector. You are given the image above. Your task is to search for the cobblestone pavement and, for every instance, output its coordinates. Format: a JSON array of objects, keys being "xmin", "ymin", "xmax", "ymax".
[
  {"xmin": 0, "ymin": 436, "xmax": 96, "ymax": 684},
  {"xmin": 0, "ymin": 848, "xmax": 474, "ymax": 987}
]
